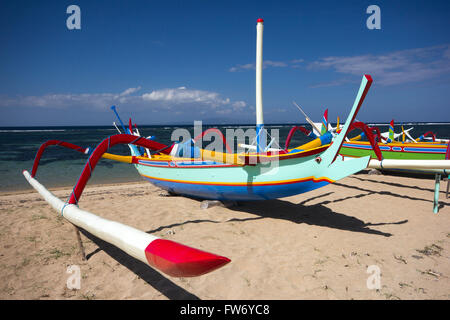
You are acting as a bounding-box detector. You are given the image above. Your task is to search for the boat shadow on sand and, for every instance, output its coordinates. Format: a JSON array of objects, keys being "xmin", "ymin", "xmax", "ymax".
[
  {"xmin": 350, "ymin": 175, "xmax": 450, "ymax": 196},
  {"xmin": 335, "ymin": 179, "xmax": 448, "ymax": 210},
  {"xmin": 147, "ymin": 191, "xmax": 407, "ymax": 238},
  {"xmin": 80, "ymin": 230, "xmax": 201, "ymax": 300},
  {"xmin": 79, "ymin": 186, "xmax": 411, "ymax": 300},
  {"xmin": 226, "ymin": 197, "xmax": 407, "ymax": 238}
]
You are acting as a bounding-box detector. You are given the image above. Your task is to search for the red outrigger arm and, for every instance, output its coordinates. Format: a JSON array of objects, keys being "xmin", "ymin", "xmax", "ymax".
[
  {"xmin": 30, "ymin": 134, "xmax": 174, "ymax": 203},
  {"xmin": 284, "ymin": 126, "xmax": 313, "ymax": 150},
  {"xmin": 193, "ymin": 128, "xmax": 233, "ymax": 153},
  {"xmin": 421, "ymin": 131, "xmax": 437, "ymax": 142},
  {"xmin": 347, "ymin": 121, "xmax": 383, "ymax": 161},
  {"xmin": 66, "ymin": 134, "xmax": 175, "ymax": 204},
  {"xmin": 31, "ymin": 140, "xmax": 89, "ymax": 177}
]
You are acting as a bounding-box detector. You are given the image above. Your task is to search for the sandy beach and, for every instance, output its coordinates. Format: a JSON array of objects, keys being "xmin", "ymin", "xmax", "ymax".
[{"xmin": 0, "ymin": 171, "xmax": 449, "ymax": 300}]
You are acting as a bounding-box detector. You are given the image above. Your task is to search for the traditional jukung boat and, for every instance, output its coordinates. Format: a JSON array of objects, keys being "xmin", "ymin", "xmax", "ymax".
[
  {"xmin": 339, "ymin": 119, "xmax": 450, "ymax": 162},
  {"xmin": 289, "ymin": 108, "xmax": 449, "ymax": 166},
  {"xmin": 335, "ymin": 119, "xmax": 450, "ymax": 178},
  {"xmin": 24, "ymin": 19, "xmax": 378, "ymax": 278},
  {"xmin": 340, "ymin": 140, "xmax": 449, "ymax": 161},
  {"xmin": 289, "ymin": 100, "xmax": 450, "ymax": 212}
]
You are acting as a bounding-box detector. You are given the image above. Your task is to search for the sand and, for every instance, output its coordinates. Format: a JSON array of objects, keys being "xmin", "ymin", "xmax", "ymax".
[{"xmin": 0, "ymin": 171, "xmax": 449, "ymax": 300}]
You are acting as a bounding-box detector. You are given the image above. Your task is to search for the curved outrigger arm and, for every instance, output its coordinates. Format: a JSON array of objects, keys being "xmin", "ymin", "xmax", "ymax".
[
  {"xmin": 284, "ymin": 126, "xmax": 317, "ymax": 151},
  {"xmin": 30, "ymin": 136, "xmax": 174, "ymax": 179},
  {"xmin": 31, "ymin": 140, "xmax": 90, "ymax": 177},
  {"xmin": 416, "ymin": 131, "xmax": 437, "ymax": 142},
  {"xmin": 24, "ymin": 134, "xmax": 231, "ymax": 277},
  {"xmin": 346, "ymin": 121, "xmax": 383, "ymax": 161}
]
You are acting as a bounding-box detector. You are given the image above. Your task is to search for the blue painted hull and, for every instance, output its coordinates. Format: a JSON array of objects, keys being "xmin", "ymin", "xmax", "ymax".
[{"xmin": 142, "ymin": 175, "xmax": 331, "ymax": 201}]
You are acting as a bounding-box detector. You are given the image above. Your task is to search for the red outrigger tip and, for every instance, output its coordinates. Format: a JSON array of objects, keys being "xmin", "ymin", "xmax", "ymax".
[
  {"xmin": 145, "ymin": 239, "xmax": 231, "ymax": 277},
  {"xmin": 257, "ymin": 18, "xmax": 264, "ymax": 23}
]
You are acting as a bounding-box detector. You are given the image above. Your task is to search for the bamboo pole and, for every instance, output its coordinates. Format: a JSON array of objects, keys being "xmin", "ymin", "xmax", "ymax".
[
  {"xmin": 433, "ymin": 174, "xmax": 441, "ymax": 214},
  {"xmin": 446, "ymin": 176, "xmax": 449, "ymax": 199}
]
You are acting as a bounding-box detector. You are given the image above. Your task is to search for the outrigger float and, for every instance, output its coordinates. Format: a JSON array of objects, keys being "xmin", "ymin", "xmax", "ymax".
[{"xmin": 22, "ymin": 19, "xmax": 449, "ymax": 278}]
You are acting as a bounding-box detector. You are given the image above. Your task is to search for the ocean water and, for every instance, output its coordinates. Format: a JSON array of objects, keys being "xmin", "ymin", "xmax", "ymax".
[{"xmin": 1, "ymin": 123, "xmax": 449, "ymax": 192}]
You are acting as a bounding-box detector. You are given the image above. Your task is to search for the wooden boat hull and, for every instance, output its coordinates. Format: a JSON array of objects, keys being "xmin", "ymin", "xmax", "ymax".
[
  {"xmin": 134, "ymin": 153, "xmax": 370, "ymax": 201},
  {"xmin": 133, "ymin": 74, "xmax": 375, "ymax": 201}
]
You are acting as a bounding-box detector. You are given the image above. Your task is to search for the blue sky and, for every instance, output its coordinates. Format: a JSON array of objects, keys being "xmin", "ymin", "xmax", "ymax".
[{"xmin": 1, "ymin": 0, "xmax": 450, "ymax": 126}]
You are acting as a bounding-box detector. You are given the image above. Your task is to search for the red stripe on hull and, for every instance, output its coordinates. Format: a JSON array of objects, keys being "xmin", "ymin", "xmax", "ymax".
[
  {"xmin": 144, "ymin": 239, "xmax": 231, "ymax": 277},
  {"xmin": 140, "ymin": 173, "xmax": 334, "ymax": 187}
]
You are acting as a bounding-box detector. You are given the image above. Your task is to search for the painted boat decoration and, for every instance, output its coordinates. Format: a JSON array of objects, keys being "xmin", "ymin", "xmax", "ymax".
[
  {"xmin": 336, "ymin": 119, "xmax": 450, "ymax": 174},
  {"xmin": 290, "ymin": 97, "xmax": 450, "ymax": 176},
  {"xmin": 292, "ymin": 104, "xmax": 450, "ymax": 169},
  {"xmin": 340, "ymin": 140, "xmax": 448, "ymax": 161},
  {"xmin": 339, "ymin": 118, "xmax": 449, "ymax": 161},
  {"xmin": 24, "ymin": 19, "xmax": 378, "ymax": 278}
]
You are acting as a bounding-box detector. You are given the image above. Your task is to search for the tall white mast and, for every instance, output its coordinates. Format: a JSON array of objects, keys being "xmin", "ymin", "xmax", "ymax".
[{"xmin": 256, "ymin": 18, "xmax": 265, "ymax": 152}]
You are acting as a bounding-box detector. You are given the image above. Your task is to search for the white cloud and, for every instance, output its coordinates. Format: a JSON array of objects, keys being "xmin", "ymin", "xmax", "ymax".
[
  {"xmin": 0, "ymin": 92, "xmax": 125, "ymax": 109},
  {"xmin": 308, "ymin": 78, "xmax": 356, "ymax": 88},
  {"xmin": 120, "ymin": 86, "xmax": 141, "ymax": 96},
  {"xmin": 229, "ymin": 63, "xmax": 255, "ymax": 72},
  {"xmin": 264, "ymin": 60, "xmax": 288, "ymax": 68},
  {"xmin": 141, "ymin": 87, "xmax": 232, "ymax": 107},
  {"xmin": 0, "ymin": 86, "xmax": 249, "ymax": 115},
  {"xmin": 229, "ymin": 60, "xmax": 292, "ymax": 72},
  {"xmin": 232, "ymin": 100, "xmax": 246, "ymax": 109},
  {"xmin": 308, "ymin": 44, "xmax": 450, "ymax": 86}
]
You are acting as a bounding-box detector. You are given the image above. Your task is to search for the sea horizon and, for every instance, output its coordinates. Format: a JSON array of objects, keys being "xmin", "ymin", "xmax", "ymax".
[
  {"xmin": 2, "ymin": 120, "xmax": 450, "ymax": 131},
  {"xmin": 1, "ymin": 122, "xmax": 449, "ymax": 193}
]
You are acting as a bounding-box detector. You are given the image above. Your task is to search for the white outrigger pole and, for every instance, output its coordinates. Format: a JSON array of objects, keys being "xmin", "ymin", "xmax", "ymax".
[
  {"xmin": 256, "ymin": 18, "xmax": 266, "ymax": 152},
  {"xmin": 23, "ymin": 171, "xmax": 230, "ymax": 277}
]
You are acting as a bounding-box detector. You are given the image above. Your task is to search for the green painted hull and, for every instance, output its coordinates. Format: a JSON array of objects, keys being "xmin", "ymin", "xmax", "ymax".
[{"xmin": 340, "ymin": 142, "xmax": 447, "ymax": 160}]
